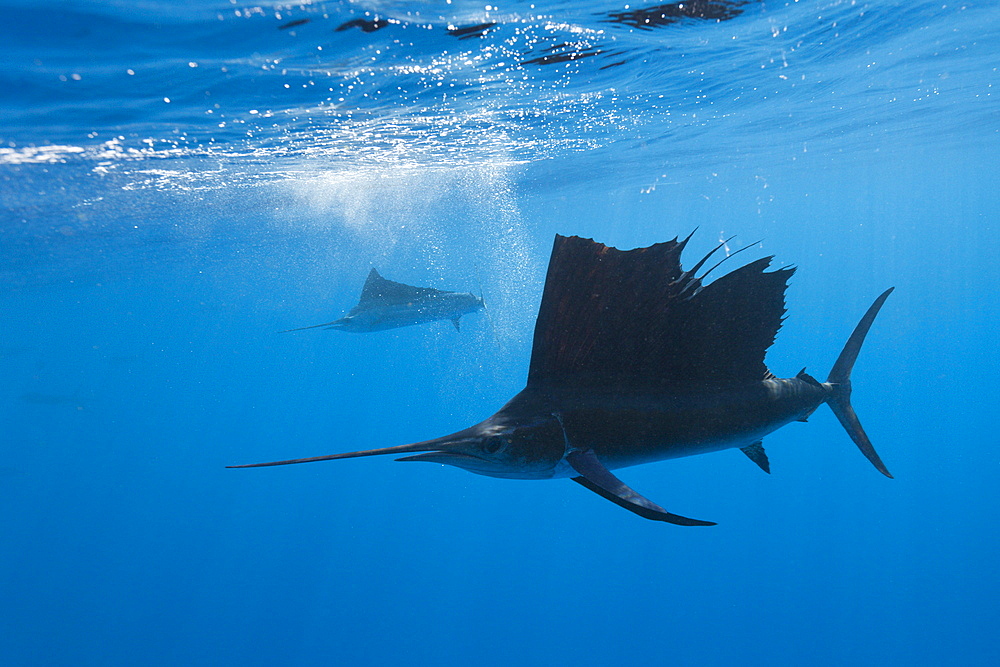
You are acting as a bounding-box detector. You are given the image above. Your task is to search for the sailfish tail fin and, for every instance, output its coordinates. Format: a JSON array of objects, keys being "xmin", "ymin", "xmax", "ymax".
[{"xmin": 825, "ymin": 288, "xmax": 894, "ymax": 478}]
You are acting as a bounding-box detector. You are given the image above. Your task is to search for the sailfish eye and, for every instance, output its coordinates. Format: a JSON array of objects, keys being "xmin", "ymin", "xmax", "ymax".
[{"xmin": 483, "ymin": 436, "xmax": 506, "ymax": 455}]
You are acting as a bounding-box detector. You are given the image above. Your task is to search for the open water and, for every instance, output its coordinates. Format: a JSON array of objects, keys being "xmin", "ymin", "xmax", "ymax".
[{"xmin": 2, "ymin": 1, "xmax": 999, "ymax": 665}]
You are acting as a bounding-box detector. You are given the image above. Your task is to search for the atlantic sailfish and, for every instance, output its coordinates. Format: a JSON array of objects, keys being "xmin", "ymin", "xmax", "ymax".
[
  {"xmin": 283, "ymin": 268, "xmax": 484, "ymax": 333},
  {"xmin": 235, "ymin": 234, "xmax": 893, "ymax": 525}
]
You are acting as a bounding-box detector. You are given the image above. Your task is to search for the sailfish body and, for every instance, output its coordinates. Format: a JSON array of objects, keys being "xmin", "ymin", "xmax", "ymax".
[
  {"xmin": 285, "ymin": 268, "xmax": 484, "ymax": 333},
  {"xmin": 235, "ymin": 234, "xmax": 893, "ymax": 525}
]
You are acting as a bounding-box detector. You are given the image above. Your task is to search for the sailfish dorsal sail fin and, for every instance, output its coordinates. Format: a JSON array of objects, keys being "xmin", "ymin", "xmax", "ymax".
[
  {"xmin": 526, "ymin": 234, "xmax": 794, "ymax": 390},
  {"xmin": 357, "ymin": 268, "xmax": 450, "ymax": 308}
]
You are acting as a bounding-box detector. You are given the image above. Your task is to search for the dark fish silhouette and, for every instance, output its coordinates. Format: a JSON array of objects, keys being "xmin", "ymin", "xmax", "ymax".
[
  {"xmin": 335, "ymin": 17, "xmax": 391, "ymax": 33},
  {"xmin": 446, "ymin": 22, "xmax": 497, "ymax": 40},
  {"xmin": 604, "ymin": 1, "xmax": 749, "ymax": 31},
  {"xmin": 277, "ymin": 18, "xmax": 310, "ymax": 30},
  {"xmin": 236, "ymin": 234, "xmax": 893, "ymax": 525},
  {"xmin": 284, "ymin": 268, "xmax": 484, "ymax": 333}
]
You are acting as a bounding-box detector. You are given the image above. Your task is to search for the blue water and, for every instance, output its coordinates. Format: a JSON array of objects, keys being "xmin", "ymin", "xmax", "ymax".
[{"xmin": 2, "ymin": 0, "xmax": 998, "ymax": 664}]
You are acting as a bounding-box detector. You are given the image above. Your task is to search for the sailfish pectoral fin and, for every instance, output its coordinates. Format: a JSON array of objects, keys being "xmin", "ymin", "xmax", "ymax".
[{"xmin": 566, "ymin": 449, "xmax": 716, "ymax": 526}]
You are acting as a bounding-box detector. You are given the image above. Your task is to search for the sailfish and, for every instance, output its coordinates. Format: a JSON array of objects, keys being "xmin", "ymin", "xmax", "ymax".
[
  {"xmin": 283, "ymin": 268, "xmax": 484, "ymax": 333},
  {"xmin": 233, "ymin": 234, "xmax": 894, "ymax": 525}
]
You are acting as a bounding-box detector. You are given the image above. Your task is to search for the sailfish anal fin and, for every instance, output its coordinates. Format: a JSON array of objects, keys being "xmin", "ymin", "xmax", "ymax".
[
  {"xmin": 740, "ymin": 441, "xmax": 770, "ymax": 473},
  {"xmin": 566, "ymin": 449, "xmax": 716, "ymax": 526}
]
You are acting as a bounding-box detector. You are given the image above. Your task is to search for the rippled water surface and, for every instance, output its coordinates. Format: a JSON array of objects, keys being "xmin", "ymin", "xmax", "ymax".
[{"xmin": 4, "ymin": 1, "xmax": 996, "ymax": 172}]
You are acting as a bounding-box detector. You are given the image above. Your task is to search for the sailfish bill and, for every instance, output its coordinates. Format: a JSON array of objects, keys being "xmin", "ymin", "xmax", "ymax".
[
  {"xmin": 283, "ymin": 268, "xmax": 484, "ymax": 333},
  {"xmin": 233, "ymin": 234, "xmax": 894, "ymax": 525}
]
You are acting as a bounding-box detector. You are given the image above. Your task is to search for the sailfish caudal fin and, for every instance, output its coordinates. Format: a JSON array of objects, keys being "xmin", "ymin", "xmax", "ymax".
[{"xmin": 826, "ymin": 288, "xmax": 894, "ymax": 478}]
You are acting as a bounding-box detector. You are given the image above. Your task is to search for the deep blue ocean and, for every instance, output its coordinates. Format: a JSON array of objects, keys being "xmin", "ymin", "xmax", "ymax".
[{"xmin": 2, "ymin": 1, "xmax": 998, "ymax": 665}]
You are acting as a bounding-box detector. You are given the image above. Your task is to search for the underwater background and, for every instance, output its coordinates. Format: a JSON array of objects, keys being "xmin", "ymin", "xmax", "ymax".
[{"xmin": 2, "ymin": 0, "xmax": 998, "ymax": 664}]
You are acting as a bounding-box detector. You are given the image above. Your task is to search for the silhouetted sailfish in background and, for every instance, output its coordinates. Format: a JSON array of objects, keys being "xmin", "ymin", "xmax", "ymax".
[
  {"xmin": 234, "ymin": 234, "xmax": 893, "ymax": 525},
  {"xmin": 283, "ymin": 268, "xmax": 484, "ymax": 333}
]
